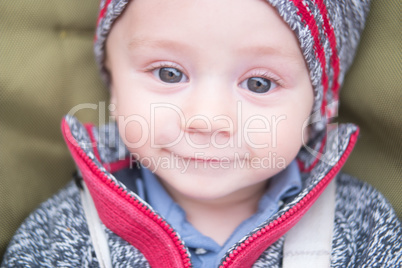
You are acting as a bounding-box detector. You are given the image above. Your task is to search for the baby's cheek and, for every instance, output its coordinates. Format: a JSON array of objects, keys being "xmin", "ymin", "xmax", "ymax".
[
  {"xmin": 302, "ymin": 125, "xmax": 311, "ymax": 145},
  {"xmin": 272, "ymin": 119, "xmax": 305, "ymax": 158},
  {"xmin": 241, "ymin": 116, "xmax": 275, "ymax": 149},
  {"xmin": 117, "ymin": 118, "xmax": 149, "ymax": 150},
  {"xmin": 150, "ymin": 112, "xmax": 184, "ymax": 148}
]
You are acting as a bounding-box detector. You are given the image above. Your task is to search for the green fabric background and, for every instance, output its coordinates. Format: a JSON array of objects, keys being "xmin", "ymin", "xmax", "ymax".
[
  {"xmin": 338, "ymin": 1, "xmax": 401, "ymax": 220},
  {"xmin": 0, "ymin": 0, "xmax": 108, "ymax": 260},
  {"xmin": 1, "ymin": 0, "xmax": 400, "ymax": 261}
]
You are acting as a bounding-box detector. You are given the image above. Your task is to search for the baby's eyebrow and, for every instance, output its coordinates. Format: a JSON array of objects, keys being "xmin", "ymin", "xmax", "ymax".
[
  {"xmin": 239, "ymin": 45, "xmax": 302, "ymax": 62},
  {"xmin": 128, "ymin": 37, "xmax": 191, "ymax": 52}
]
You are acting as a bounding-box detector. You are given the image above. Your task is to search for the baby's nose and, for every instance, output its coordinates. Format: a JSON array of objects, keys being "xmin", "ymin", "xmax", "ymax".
[{"xmin": 182, "ymin": 81, "xmax": 239, "ymax": 135}]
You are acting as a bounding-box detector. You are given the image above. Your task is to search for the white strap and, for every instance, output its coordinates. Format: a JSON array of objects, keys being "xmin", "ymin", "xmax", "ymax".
[
  {"xmin": 80, "ymin": 182, "xmax": 113, "ymax": 268},
  {"xmin": 283, "ymin": 179, "xmax": 336, "ymax": 268}
]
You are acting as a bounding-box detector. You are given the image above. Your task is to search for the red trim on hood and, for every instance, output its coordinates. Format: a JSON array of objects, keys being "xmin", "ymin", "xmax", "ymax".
[
  {"xmin": 314, "ymin": 0, "xmax": 340, "ymax": 98},
  {"xmin": 290, "ymin": 0, "xmax": 329, "ymax": 115},
  {"xmin": 219, "ymin": 128, "xmax": 359, "ymax": 267},
  {"xmin": 62, "ymin": 118, "xmax": 191, "ymax": 268},
  {"xmin": 96, "ymin": 0, "xmax": 112, "ymax": 30}
]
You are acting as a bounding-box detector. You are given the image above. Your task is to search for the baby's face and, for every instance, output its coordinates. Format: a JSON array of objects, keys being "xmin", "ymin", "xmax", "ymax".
[{"xmin": 106, "ymin": 0, "xmax": 314, "ymax": 201}]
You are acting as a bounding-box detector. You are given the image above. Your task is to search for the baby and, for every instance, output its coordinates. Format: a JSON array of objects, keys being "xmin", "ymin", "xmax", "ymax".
[{"xmin": 3, "ymin": 0, "xmax": 401, "ymax": 267}]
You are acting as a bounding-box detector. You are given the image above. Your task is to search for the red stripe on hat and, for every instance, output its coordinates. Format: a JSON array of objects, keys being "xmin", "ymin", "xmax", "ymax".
[
  {"xmin": 95, "ymin": 0, "xmax": 113, "ymax": 41},
  {"xmin": 290, "ymin": 0, "xmax": 329, "ymax": 115},
  {"xmin": 315, "ymin": 0, "xmax": 340, "ymax": 99}
]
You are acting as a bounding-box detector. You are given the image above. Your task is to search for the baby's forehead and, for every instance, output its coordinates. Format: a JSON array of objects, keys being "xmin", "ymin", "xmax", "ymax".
[{"xmin": 111, "ymin": 0, "xmax": 304, "ymax": 60}]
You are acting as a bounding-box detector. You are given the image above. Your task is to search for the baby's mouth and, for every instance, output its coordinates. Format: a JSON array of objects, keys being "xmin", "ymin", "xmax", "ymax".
[{"xmin": 165, "ymin": 149, "xmax": 246, "ymax": 163}]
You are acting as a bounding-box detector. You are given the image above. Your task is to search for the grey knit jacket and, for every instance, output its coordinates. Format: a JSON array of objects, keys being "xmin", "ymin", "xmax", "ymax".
[{"xmin": 2, "ymin": 116, "xmax": 401, "ymax": 267}]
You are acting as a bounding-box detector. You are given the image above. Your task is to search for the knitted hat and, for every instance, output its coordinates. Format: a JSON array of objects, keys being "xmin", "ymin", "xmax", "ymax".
[{"xmin": 94, "ymin": 0, "xmax": 371, "ymax": 134}]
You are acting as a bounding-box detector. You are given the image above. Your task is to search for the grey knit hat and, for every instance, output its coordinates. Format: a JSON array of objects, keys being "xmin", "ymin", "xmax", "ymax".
[{"xmin": 94, "ymin": 0, "xmax": 371, "ymax": 134}]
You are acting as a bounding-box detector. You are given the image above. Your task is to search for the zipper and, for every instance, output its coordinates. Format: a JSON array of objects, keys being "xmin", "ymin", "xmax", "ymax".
[
  {"xmin": 218, "ymin": 129, "xmax": 359, "ymax": 267},
  {"xmin": 63, "ymin": 120, "xmax": 192, "ymax": 268}
]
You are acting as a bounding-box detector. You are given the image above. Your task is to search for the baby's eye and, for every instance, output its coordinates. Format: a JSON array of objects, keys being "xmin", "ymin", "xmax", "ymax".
[
  {"xmin": 240, "ymin": 77, "xmax": 277, "ymax": 94},
  {"xmin": 152, "ymin": 67, "xmax": 188, "ymax": 83}
]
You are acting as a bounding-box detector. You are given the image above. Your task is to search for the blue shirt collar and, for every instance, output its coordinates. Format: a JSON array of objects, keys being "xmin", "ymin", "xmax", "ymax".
[{"xmin": 141, "ymin": 160, "xmax": 302, "ymax": 267}]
